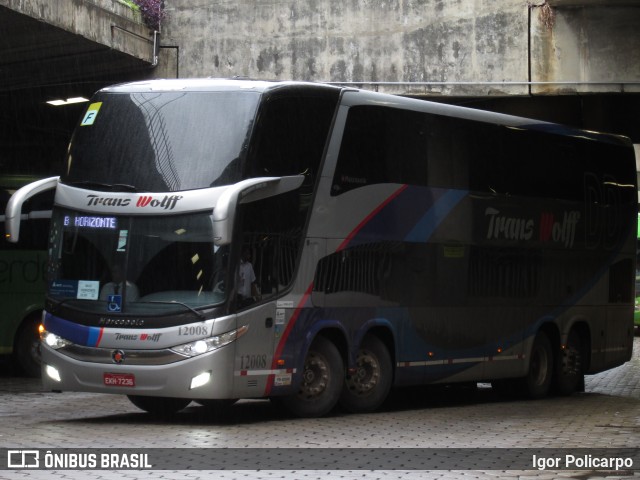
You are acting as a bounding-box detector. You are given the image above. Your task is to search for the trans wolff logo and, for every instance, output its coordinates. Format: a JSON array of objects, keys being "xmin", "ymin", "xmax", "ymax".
[
  {"xmin": 85, "ymin": 194, "xmax": 183, "ymax": 210},
  {"xmin": 485, "ymin": 208, "xmax": 580, "ymax": 248},
  {"xmin": 135, "ymin": 195, "xmax": 182, "ymax": 210}
]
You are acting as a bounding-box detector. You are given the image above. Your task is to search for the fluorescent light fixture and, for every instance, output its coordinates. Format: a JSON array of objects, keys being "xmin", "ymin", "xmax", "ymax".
[{"xmin": 46, "ymin": 97, "xmax": 90, "ymax": 106}]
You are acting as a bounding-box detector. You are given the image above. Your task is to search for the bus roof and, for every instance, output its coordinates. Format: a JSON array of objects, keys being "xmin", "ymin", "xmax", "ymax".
[
  {"xmin": 98, "ymin": 78, "xmax": 632, "ymax": 148},
  {"xmin": 99, "ymin": 78, "xmax": 342, "ymax": 94}
]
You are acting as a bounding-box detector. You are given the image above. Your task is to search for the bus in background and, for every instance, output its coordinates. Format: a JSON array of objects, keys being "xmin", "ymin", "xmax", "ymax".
[
  {"xmin": 635, "ymin": 213, "xmax": 640, "ymax": 333},
  {"xmin": 6, "ymin": 79, "xmax": 637, "ymax": 416},
  {"xmin": 0, "ymin": 175, "xmax": 52, "ymax": 376}
]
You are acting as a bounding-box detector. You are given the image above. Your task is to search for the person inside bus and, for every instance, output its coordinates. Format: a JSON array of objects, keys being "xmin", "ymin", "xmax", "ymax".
[
  {"xmin": 237, "ymin": 247, "xmax": 260, "ymax": 308},
  {"xmin": 99, "ymin": 263, "xmax": 140, "ymax": 302}
]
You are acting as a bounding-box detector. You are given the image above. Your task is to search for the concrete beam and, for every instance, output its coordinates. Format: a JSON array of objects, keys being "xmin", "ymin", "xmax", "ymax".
[
  {"xmin": 0, "ymin": 0, "xmax": 156, "ymax": 65},
  {"xmin": 547, "ymin": 0, "xmax": 640, "ymax": 6},
  {"xmin": 530, "ymin": 4, "xmax": 640, "ymax": 94},
  {"xmin": 160, "ymin": 0, "xmax": 531, "ymax": 97}
]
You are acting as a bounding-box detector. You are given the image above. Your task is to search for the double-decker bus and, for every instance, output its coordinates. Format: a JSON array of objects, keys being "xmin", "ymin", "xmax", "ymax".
[
  {"xmin": 6, "ymin": 79, "xmax": 636, "ymax": 417},
  {"xmin": 0, "ymin": 175, "xmax": 51, "ymax": 377}
]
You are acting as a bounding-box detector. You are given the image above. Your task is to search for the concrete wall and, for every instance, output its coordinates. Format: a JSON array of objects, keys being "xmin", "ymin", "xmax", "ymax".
[{"xmin": 158, "ymin": 0, "xmax": 640, "ymax": 97}]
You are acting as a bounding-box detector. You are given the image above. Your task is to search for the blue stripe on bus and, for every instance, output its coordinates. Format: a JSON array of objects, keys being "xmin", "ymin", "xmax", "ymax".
[
  {"xmin": 405, "ymin": 189, "xmax": 468, "ymax": 242},
  {"xmin": 44, "ymin": 313, "xmax": 102, "ymax": 347},
  {"xmin": 343, "ymin": 186, "xmax": 465, "ymax": 248}
]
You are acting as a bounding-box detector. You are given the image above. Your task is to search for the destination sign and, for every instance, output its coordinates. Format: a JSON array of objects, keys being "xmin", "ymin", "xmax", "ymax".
[{"xmin": 63, "ymin": 215, "xmax": 118, "ymax": 229}]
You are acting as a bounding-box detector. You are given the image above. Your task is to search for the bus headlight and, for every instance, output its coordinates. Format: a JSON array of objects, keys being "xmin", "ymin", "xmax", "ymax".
[
  {"xmin": 41, "ymin": 330, "xmax": 72, "ymax": 350},
  {"xmin": 171, "ymin": 325, "xmax": 248, "ymax": 357}
]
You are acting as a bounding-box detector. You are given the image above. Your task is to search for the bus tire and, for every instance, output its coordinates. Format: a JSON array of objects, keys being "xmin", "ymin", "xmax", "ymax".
[
  {"xmin": 14, "ymin": 315, "xmax": 42, "ymax": 378},
  {"xmin": 521, "ymin": 331, "xmax": 553, "ymax": 399},
  {"xmin": 281, "ymin": 336, "xmax": 343, "ymax": 418},
  {"xmin": 339, "ymin": 335, "xmax": 392, "ymax": 413},
  {"xmin": 127, "ymin": 395, "xmax": 191, "ymax": 415},
  {"xmin": 553, "ymin": 329, "xmax": 584, "ymax": 396}
]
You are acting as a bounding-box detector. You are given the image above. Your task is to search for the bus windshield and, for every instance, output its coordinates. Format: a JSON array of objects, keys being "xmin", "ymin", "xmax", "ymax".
[
  {"xmin": 63, "ymin": 90, "xmax": 260, "ymax": 192},
  {"xmin": 47, "ymin": 208, "xmax": 228, "ymax": 315}
]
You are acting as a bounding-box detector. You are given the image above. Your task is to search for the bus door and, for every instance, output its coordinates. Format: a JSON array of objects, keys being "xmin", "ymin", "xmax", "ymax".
[{"xmin": 231, "ymin": 189, "xmax": 307, "ymax": 397}]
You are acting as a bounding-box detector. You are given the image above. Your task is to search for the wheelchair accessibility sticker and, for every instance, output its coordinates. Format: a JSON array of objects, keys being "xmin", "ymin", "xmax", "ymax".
[{"xmin": 107, "ymin": 295, "xmax": 122, "ymax": 312}]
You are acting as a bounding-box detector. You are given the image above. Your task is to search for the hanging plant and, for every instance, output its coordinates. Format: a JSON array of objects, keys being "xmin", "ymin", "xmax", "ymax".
[
  {"xmin": 118, "ymin": 0, "xmax": 166, "ymax": 31},
  {"xmin": 133, "ymin": 0, "xmax": 167, "ymax": 31}
]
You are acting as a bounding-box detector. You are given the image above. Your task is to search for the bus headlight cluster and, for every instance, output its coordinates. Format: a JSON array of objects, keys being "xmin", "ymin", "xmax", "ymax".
[
  {"xmin": 171, "ymin": 325, "xmax": 248, "ymax": 358},
  {"xmin": 41, "ymin": 330, "xmax": 72, "ymax": 350}
]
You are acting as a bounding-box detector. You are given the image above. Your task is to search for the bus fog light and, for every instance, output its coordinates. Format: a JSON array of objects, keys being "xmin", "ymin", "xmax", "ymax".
[
  {"xmin": 45, "ymin": 364, "xmax": 61, "ymax": 382},
  {"xmin": 190, "ymin": 371, "xmax": 211, "ymax": 390}
]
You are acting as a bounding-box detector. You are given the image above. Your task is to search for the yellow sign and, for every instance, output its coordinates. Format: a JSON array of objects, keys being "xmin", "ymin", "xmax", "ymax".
[{"xmin": 80, "ymin": 102, "xmax": 103, "ymax": 126}]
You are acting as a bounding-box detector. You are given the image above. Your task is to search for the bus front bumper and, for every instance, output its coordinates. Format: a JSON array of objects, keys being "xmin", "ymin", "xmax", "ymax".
[{"xmin": 40, "ymin": 342, "xmax": 236, "ymax": 400}]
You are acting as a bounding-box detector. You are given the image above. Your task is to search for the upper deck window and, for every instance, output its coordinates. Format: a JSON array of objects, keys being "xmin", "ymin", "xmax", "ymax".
[{"xmin": 63, "ymin": 91, "xmax": 260, "ymax": 192}]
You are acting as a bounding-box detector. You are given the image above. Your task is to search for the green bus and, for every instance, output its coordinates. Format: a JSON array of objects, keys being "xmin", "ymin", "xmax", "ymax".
[
  {"xmin": 0, "ymin": 175, "xmax": 52, "ymax": 376},
  {"xmin": 636, "ymin": 213, "xmax": 640, "ymax": 332}
]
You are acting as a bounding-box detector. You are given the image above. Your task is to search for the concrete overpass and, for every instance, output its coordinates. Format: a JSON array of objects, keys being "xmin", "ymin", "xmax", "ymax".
[
  {"xmin": 0, "ymin": 0, "xmax": 157, "ymax": 175},
  {"xmin": 0, "ymin": 0, "xmax": 639, "ymax": 178}
]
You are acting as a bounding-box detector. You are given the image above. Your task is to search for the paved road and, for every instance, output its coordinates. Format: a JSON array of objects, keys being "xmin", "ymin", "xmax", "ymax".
[{"xmin": 1, "ymin": 337, "xmax": 639, "ymax": 479}]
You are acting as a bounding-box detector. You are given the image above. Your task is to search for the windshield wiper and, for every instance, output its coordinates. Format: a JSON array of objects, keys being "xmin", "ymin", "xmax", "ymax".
[
  {"xmin": 67, "ymin": 181, "xmax": 142, "ymax": 192},
  {"xmin": 48, "ymin": 297, "xmax": 85, "ymax": 314},
  {"xmin": 143, "ymin": 301, "xmax": 207, "ymax": 319},
  {"xmin": 48, "ymin": 298, "xmax": 206, "ymax": 319}
]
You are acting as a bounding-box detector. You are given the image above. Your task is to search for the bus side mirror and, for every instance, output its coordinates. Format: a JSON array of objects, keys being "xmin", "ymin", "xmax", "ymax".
[
  {"xmin": 5, "ymin": 176, "xmax": 58, "ymax": 243},
  {"xmin": 212, "ymin": 175, "xmax": 304, "ymax": 246}
]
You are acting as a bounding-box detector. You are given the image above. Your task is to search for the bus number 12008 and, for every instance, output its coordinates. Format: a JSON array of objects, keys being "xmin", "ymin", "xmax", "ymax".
[{"xmin": 240, "ymin": 354, "xmax": 267, "ymax": 370}]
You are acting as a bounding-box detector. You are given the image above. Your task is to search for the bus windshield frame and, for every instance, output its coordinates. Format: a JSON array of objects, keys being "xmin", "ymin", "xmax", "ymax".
[{"xmin": 46, "ymin": 207, "xmax": 229, "ymax": 316}]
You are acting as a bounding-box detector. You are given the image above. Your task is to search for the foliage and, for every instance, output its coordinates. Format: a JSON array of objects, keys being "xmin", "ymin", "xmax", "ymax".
[
  {"xmin": 133, "ymin": 0, "xmax": 167, "ymax": 30},
  {"xmin": 118, "ymin": 0, "xmax": 166, "ymax": 31}
]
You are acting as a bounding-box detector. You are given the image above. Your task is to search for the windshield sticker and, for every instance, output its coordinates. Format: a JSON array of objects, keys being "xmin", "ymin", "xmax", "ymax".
[
  {"xmin": 50, "ymin": 280, "xmax": 78, "ymax": 297},
  {"xmin": 77, "ymin": 280, "xmax": 99, "ymax": 300},
  {"xmin": 107, "ymin": 295, "xmax": 123, "ymax": 313},
  {"xmin": 117, "ymin": 230, "xmax": 128, "ymax": 252},
  {"xmin": 80, "ymin": 102, "xmax": 102, "ymax": 126},
  {"xmin": 50, "ymin": 279, "xmax": 98, "ymax": 300}
]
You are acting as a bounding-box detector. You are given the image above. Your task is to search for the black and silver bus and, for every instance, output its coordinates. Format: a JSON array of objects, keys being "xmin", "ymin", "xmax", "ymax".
[{"xmin": 6, "ymin": 79, "xmax": 636, "ymax": 417}]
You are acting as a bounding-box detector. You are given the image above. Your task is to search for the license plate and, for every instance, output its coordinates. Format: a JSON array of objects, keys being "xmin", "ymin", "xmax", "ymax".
[{"xmin": 103, "ymin": 372, "xmax": 135, "ymax": 387}]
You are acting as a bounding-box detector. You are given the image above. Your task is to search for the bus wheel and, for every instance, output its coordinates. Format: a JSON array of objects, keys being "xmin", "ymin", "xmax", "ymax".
[
  {"xmin": 14, "ymin": 315, "xmax": 42, "ymax": 378},
  {"xmin": 521, "ymin": 331, "xmax": 553, "ymax": 399},
  {"xmin": 339, "ymin": 335, "xmax": 392, "ymax": 413},
  {"xmin": 127, "ymin": 395, "xmax": 191, "ymax": 415},
  {"xmin": 553, "ymin": 329, "xmax": 584, "ymax": 396},
  {"xmin": 281, "ymin": 336, "xmax": 343, "ymax": 418}
]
